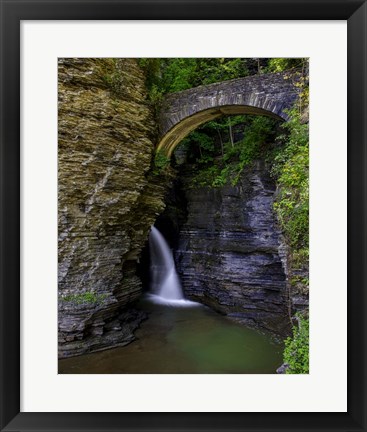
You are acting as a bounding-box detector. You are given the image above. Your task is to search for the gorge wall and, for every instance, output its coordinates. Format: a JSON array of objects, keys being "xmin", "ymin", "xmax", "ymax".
[
  {"xmin": 58, "ymin": 59, "xmax": 306, "ymax": 359},
  {"xmin": 58, "ymin": 59, "xmax": 168, "ymax": 358},
  {"xmin": 173, "ymin": 159, "xmax": 290, "ymax": 335}
]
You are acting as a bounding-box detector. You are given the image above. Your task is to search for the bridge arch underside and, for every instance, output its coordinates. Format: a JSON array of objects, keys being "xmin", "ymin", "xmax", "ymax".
[{"xmin": 157, "ymin": 105, "xmax": 284, "ymax": 158}]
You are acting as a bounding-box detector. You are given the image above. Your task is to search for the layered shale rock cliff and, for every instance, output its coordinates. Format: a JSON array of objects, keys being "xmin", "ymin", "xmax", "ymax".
[
  {"xmin": 58, "ymin": 59, "xmax": 167, "ymax": 358},
  {"xmin": 175, "ymin": 160, "xmax": 289, "ymax": 335}
]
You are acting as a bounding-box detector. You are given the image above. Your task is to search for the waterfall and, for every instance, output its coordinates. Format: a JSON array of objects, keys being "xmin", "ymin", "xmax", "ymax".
[
  {"xmin": 147, "ymin": 225, "xmax": 199, "ymax": 307},
  {"xmin": 149, "ymin": 226, "xmax": 184, "ymax": 300}
]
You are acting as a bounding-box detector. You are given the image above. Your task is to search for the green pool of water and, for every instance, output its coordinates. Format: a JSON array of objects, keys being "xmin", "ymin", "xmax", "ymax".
[{"xmin": 59, "ymin": 298, "xmax": 283, "ymax": 374}]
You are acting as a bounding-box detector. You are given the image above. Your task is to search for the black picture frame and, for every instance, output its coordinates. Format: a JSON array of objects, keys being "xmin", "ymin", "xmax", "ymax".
[{"xmin": 1, "ymin": 1, "xmax": 366, "ymax": 431}]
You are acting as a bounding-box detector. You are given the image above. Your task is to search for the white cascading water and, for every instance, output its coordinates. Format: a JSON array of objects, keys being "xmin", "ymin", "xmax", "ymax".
[
  {"xmin": 149, "ymin": 226, "xmax": 184, "ymax": 299},
  {"xmin": 148, "ymin": 226, "xmax": 198, "ymax": 306}
]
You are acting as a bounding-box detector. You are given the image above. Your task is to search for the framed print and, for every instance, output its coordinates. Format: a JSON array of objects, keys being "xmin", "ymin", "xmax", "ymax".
[{"xmin": 1, "ymin": 0, "xmax": 366, "ymax": 431}]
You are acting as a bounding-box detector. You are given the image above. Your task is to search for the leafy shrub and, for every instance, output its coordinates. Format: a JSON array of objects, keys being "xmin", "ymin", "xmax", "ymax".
[
  {"xmin": 153, "ymin": 151, "xmax": 171, "ymax": 174},
  {"xmin": 186, "ymin": 116, "xmax": 277, "ymax": 188},
  {"xmin": 138, "ymin": 58, "xmax": 250, "ymax": 100},
  {"xmin": 266, "ymin": 58, "xmax": 306, "ymax": 73},
  {"xmin": 271, "ymin": 109, "xmax": 309, "ymax": 252},
  {"xmin": 283, "ymin": 313, "xmax": 309, "ymax": 374},
  {"xmin": 228, "ymin": 116, "xmax": 277, "ymax": 185}
]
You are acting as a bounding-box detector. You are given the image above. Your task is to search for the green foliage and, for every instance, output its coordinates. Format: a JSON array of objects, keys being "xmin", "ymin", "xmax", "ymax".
[
  {"xmin": 189, "ymin": 165, "xmax": 222, "ymax": 188},
  {"xmin": 103, "ymin": 71, "xmax": 124, "ymax": 97},
  {"xmin": 212, "ymin": 166, "xmax": 230, "ymax": 187},
  {"xmin": 139, "ymin": 58, "xmax": 251, "ymax": 102},
  {"xmin": 184, "ymin": 130, "xmax": 216, "ymax": 164},
  {"xmin": 195, "ymin": 58, "xmax": 249, "ymax": 85},
  {"xmin": 291, "ymin": 248, "xmax": 309, "ymax": 269},
  {"xmin": 283, "ymin": 313, "xmax": 309, "ymax": 374},
  {"xmin": 227, "ymin": 116, "xmax": 277, "ymax": 185},
  {"xmin": 186, "ymin": 115, "xmax": 277, "ymax": 188},
  {"xmin": 102, "ymin": 59, "xmax": 126, "ymax": 98},
  {"xmin": 266, "ymin": 58, "xmax": 307, "ymax": 73},
  {"xmin": 61, "ymin": 291, "xmax": 108, "ymax": 305},
  {"xmin": 153, "ymin": 151, "xmax": 171, "ymax": 174},
  {"xmin": 162, "ymin": 58, "xmax": 198, "ymax": 92},
  {"xmin": 138, "ymin": 57, "xmax": 308, "ymax": 107},
  {"xmin": 290, "ymin": 275, "xmax": 309, "ymax": 288},
  {"xmin": 138, "ymin": 58, "xmax": 196, "ymax": 101},
  {"xmin": 137, "ymin": 58, "xmax": 162, "ymax": 89},
  {"xmin": 271, "ymin": 109, "xmax": 309, "ymax": 252}
]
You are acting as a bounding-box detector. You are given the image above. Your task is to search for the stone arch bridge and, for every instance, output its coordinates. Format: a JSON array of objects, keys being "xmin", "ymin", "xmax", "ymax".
[{"xmin": 158, "ymin": 71, "xmax": 299, "ymax": 157}]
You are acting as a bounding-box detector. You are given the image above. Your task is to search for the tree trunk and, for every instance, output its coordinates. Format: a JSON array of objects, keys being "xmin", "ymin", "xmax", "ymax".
[
  {"xmin": 217, "ymin": 129, "xmax": 224, "ymax": 157},
  {"xmin": 228, "ymin": 118, "xmax": 234, "ymax": 148}
]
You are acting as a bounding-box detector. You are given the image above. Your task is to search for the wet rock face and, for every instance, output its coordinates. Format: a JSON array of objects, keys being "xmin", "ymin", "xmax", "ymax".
[
  {"xmin": 176, "ymin": 160, "xmax": 289, "ymax": 335},
  {"xmin": 58, "ymin": 58, "xmax": 166, "ymax": 358}
]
